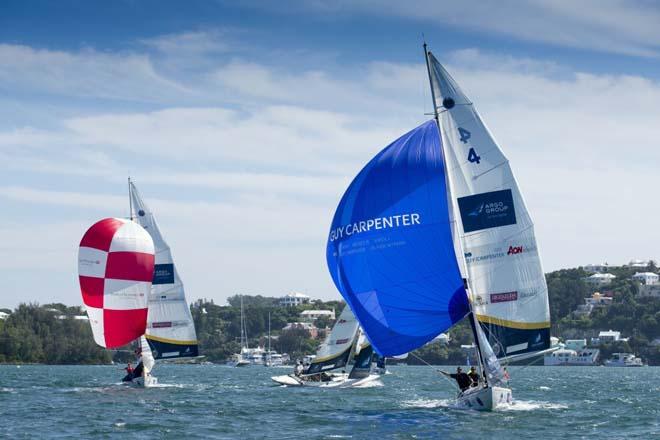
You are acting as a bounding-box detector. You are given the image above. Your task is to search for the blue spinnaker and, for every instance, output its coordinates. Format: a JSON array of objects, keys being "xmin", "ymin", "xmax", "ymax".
[{"xmin": 326, "ymin": 120, "xmax": 470, "ymax": 356}]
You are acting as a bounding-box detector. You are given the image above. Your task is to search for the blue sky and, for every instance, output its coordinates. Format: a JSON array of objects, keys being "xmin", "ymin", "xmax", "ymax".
[{"xmin": 1, "ymin": 0, "xmax": 660, "ymax": 308}]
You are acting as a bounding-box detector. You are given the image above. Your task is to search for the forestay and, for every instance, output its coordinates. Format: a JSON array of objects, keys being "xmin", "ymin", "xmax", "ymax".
[
  {"xmin": 78, "ymin": 218, "xmax": 155, "ymax": 348},
  {"xmin": 427, "ymin": 53, "xmax": 551, "ymax": 358},
  {"xmin": 326, "ymin": 120, "xmax": 470, "ymax": 357},
  {"xmin": 306, "ymin": 305, "xmax": 359, "ymax": 374},
  {"xmin": 129, "ymin": 182, "xmax": 199, "ymax": 359}
]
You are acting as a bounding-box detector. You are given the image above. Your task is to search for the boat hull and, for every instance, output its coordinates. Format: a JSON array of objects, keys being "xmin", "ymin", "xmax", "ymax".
[
  {"xmin": 271, "ymin": 373, "xmax": 381, "ymax": 388},
  {"xmin": 131, "ymin": 374, "xmax": 158, "ymax": 388},
  {"xmin": 456, "ymin": 386, "xmax": 512, "ymax": 411}
]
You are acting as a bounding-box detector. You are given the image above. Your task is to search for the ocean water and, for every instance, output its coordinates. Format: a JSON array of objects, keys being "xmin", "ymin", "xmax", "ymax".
[{"xmin": 0, "ymin": 364, "xmax": 658, "ymax": 439}]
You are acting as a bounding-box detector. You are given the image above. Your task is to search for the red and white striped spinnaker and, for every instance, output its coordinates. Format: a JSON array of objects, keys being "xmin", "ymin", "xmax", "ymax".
[{"xmin": 78, "ymin": 218, "xmax": 155, "ymax": 348}]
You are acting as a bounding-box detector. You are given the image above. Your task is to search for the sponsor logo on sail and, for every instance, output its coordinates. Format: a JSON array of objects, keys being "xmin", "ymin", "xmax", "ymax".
[
  {"xmin": 153, "ymin": 263, "xmax": 174, "ymax": 285},
  {"xmin": 335, "ymin": 338, "xmax": 350, "ymax": 345},
  {"xmin": 507, "ymin": 245, "xmax": 523, "ymax": 255},
  {"xmin": 490, "ymin": 292, "xmax": 518, "ymax": 303},
  {"xmin": 152, "ymin": 321, "xmax": 173, "ymax": 328},
  {"xmin": 328, "ymin": 213, "xmax": 422, "ymax": 242},
  {"xmin": 457, "ymin": 189, "xmax": 517, "ymax": 233}
]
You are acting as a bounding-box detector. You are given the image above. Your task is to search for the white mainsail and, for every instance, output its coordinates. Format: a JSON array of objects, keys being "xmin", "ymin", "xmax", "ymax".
[
  {"xmin": 129, "ymin": 180, "xmax": 199, "ymax": 359},
  {"xmin": 427, "ymin": 53, "xmax": 551, "ymax": 359}
]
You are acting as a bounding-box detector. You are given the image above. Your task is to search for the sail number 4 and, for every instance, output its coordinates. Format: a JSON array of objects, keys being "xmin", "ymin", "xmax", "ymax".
[{"xmin": 458, "ymin": 127, "xmax": 481, "ymax": 164}]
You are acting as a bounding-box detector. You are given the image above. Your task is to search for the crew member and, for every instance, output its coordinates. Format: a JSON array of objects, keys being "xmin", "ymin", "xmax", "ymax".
[
  {"xmin": 294, "ymin": 360, "xmax": 304, "ymax": 376},
  {"xmin": 441, "ymin": 367, "xmax": 472, "ymax": 391},
  {"xmin": 467, "ymin": 366, "xmax": 480, "ymax": 387}
]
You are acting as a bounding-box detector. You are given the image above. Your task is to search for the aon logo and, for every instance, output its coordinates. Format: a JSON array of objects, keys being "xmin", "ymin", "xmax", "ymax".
[{"xmin": 507, "ymin": 245, "xmax": 523, "ymax": 255}]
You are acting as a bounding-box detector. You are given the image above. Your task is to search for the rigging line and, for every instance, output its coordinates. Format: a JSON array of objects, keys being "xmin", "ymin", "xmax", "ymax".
[{"xmin": 408, "ymin": 352, "xmax": 460, "ymax": 391}]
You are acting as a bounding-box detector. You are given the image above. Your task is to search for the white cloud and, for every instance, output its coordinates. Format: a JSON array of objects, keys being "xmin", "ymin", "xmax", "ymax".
[
  {"xmin": 255, "ymin": 0, "xmax": 660, "ymax": 57},
  {"xmin": 1, "ymin": 36, "xmax": 660, "ymax": 308},
  {"xmin": 0, "ymin": 44, "xmax": 195, "ymax": 103}
]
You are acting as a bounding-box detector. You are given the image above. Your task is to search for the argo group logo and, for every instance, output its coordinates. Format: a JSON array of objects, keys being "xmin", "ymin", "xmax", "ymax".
[{"xmin": 457, "ymin": 189, "xmax": 517, "ymax": 233}]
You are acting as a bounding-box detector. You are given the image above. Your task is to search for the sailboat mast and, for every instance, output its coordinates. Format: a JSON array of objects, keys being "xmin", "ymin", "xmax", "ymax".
[
  {"xmin": 423, "ymin": 44, "xmax": 488, "ymax": 381},
  {"xmin": 128, "ymin": 177, "xmax": 134, "ymax": 221}
]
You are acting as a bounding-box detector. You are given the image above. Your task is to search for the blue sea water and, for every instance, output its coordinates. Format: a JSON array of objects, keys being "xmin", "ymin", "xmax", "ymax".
[{"xmin": 0, "ymin": 364, "xmax": 658, "ymax": 439}]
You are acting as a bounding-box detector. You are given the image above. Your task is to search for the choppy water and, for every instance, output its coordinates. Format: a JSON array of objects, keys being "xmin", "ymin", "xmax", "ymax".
[{"xmin": 1, "ymin": 364, "xmax": 658, "ymax": 439}]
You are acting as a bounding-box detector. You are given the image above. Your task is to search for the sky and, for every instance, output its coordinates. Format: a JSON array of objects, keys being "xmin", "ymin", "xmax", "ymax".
[{"xmin": 1, "ymin": 0, "xmax": 660, "ymax": 308}]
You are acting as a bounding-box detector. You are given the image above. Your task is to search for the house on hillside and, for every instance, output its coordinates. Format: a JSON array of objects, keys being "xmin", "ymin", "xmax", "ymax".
[
  {"xmin": 626, "ymin": 259, "xmax": 652, "ymax": 269},
  {"xmin": 584, "ymin": 273, "xmax": 616, "ymax": 286},
  {"xmin": 279, "ymin": 292, "xmax": 310, "ymax": 307},
  {"xmin": 632, "ymin": 272, "xmax": 659, "ymax": 285},
  {"xmin": 300, "ymin": 309, "xmax": 335, "ymax": 321},
  {"xmin": 0, "ymin": 311, "xmax": 9, "ymax": 320},
  {"xmin": 598, "ymin": 330, "xmax": 621, "ymax": 342},
  {"xmin": 584, "ymin": 263, "xmax": 615, "ymax": 274},
  {"xmin": 282, "ymin": 322, "xmax": 318, "ymax": 338}
]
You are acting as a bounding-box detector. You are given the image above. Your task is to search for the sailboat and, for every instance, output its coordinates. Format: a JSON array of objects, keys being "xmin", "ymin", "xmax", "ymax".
[
  {"xmin": 271, "ymin": 305, "xmax": 381, "ymax": 387},
  {"xmin": 128, "ymin": 179, "xmax": 200, "ymax": 364},
  {"xmin": 264, "ymin": 312, "xmax": 284, "ymax": 367},
  {"xmin": 228, "ymin": 296, "xmax": 251, "ymax": 367},
  {"xmin": 78, "ymin": 181, "xmax": 200, "ymax": 387},
  {"xmin": 325, "ymin": 44, "xmax": 552, "ymax": 410},
  {"xmin": 78, "ymin": 217, "xmax": 159, "ymax": 387}
]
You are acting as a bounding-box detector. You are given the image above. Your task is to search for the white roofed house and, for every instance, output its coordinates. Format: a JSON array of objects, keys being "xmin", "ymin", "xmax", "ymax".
[
  {"xmin": 0, "ymin": 311, "xmax": 9, "ymax": 320},
  {"xmin": 631, "ymin": 272, "xmax": 659, "ymax": 285},
  {"xmin": 598, "ymin": 330, "xmax": 621, "ymax": 342},
  {"xmin": 627, "ymin": 259, "xmax": 651, "ymax": 269},
  {"xmin": 300, "ymin": 309, "xmax": 336, "ymax": 321},
  {"xmin": 584, "ymin": 273, "xmax": 616, "ymax": 286},
  {"xmin": 583, "ymin": 263, "xmax": 615, "ymax": 274},
  {"xmin": 279, "ymin": 292, "xmax": 311, "ymax": 307}
]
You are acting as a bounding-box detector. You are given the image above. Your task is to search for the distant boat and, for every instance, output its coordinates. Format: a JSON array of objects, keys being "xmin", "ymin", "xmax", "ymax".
[
  {"xmin": 264, "ymin": 312, "xmax": 285, "ymax": 367},
  {"xmin": 544, "ymin": 348, "xmax": 600, "ymax": 366},
  {"xmin": 227, "ymin": 296, "xmax": 251, "ymax": 367},
  {"xmin": 604, "ymin": 353, "xmax": 644, "ymax": 367},
  {"xmin": 271, "ymin": 306, "xmax": 381, "ymax": 387},
  {"xmin": 325, "ymin": 44, "xmax": 554, "ymax": 410}
]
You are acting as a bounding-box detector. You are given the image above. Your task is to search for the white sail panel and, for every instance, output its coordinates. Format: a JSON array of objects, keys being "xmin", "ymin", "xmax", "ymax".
[
  {"xmin": 140, "ymin": 335, "xmax": 155, "ymax": 374},
  {"xmin": 314, "ymin": 305, "xmax": 359, "ymax": 361},
  {"xmin": 304, "ymin": 305, "xmax": 359, "ymax": 373},
  {"xmin": 428, "ymin": 53, "xmax": 550, "ymax": 357},
  {"xmin": 473, "ymin": 314, "xmax": 507, "ymax": 387},
  {"xmin": 129, "ymin": 181, "xmax": 199, "ymax": 359}
]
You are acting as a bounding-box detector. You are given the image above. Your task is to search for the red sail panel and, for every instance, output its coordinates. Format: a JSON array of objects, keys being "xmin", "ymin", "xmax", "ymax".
[{"xmin": 78, "ymin": 218, "xmax": 155, "ymax": 348}]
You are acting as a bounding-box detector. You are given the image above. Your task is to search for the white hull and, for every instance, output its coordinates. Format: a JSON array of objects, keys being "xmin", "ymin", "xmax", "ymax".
[
  {"xmin": 271, "ymin": 373, "xmax": 381, "ymax": 388},
  {"xmin": 131, "ymin": 374, "xmax": 158, "ymax": 388},
  {"xmin": 604, "ymin": 353, "xmax": 644, "ymax": 367},
  {"xmin": 456, "ymin": 386, "xmax": 512, "ymax": 411}
]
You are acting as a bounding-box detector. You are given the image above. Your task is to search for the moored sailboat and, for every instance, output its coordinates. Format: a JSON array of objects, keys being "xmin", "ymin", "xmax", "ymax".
[{"xmin": 325, "ymin": 44, "xmax": 552, "ymax": 410}]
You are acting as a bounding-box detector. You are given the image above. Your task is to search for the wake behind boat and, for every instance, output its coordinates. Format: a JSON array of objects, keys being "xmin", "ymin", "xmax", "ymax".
[{"xmin": 324, "ymin": 44, "xmax": 554, "ymax": 411}]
